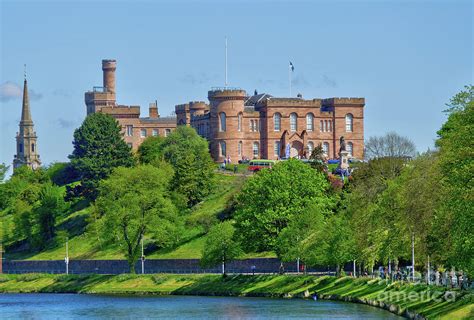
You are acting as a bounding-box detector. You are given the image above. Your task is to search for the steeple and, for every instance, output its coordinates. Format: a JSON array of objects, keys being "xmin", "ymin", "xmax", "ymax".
[
  {"xmin": 21, "ymin": 78, "xmax": 33, "ymax": 124},
  {"xmin": 13, "ymin": 72, "xmax": 41, "ymax": 170}
]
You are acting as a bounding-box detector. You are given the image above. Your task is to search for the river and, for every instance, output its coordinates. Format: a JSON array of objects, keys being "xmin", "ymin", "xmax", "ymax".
[{"xmin": 0, "ymin": 294, "xmax": 404, "ymax": 319}]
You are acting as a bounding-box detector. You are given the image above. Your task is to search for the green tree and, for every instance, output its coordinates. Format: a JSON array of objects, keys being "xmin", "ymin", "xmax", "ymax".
[
  {"xmin": 137, "ymin": 136, "xmax": 165, "ymax": 164},
  {"xmin": 234, "ymin": 159, "xmax": 333, "ymax": 252},
  {"xmin": 200, "ymin": 221, "xmax": 242, "ymax": 276},
  {"xmin": 94, "ymin": 165, "xmax": 178, "ymax": 273},
  {"xmin": 34, "ymin": 184, "xmax": 67, "ymax": 246},
  {"xmin": 309, "ymin": 144, "xmax": 327, "ymax": 173},
  {"xmin": 0, "ymin": 163, "xmax": 8, "ymax": 182},
  {"xmin": 69, "ymin": 113, "xmax": 134, "ymax": 199},
  {"xmin": 436, "ymin": 85, "xmax": 474, "ymax": 275},
  {"xmin": 159, "ymin": 126, "xmax": 215, "ymax": 207}
]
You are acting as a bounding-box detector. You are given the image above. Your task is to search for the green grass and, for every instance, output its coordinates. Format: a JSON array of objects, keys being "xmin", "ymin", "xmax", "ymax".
[{"xmin": 0, "ymin": 274, "xmax": 471, "ymax": 319}]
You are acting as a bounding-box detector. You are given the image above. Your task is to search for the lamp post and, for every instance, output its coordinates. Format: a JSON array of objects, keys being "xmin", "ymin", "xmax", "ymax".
[
  {"xmin": 141, "ymin": 236, "xmax": 145, "ymax": 275},
  {"xmin": 65, "ymin": 237, "xmax": 69, "ymax": 275}
]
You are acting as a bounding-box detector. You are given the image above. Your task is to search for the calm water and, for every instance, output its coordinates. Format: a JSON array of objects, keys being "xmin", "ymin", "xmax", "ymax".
[{"xmin": 0, "ymin": 294, "xmax": 403, "ymax": 319}]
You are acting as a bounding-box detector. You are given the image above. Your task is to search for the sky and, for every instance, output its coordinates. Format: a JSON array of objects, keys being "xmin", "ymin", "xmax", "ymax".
[{"xmin": 1, "ymin": 0, "xmax": 472, "ymax": 171}]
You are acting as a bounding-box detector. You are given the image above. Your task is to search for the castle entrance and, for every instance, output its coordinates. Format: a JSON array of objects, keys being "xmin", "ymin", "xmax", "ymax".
[{"xmin": 290, "ymin": 141, "xmax": 303, "ymax": 158}]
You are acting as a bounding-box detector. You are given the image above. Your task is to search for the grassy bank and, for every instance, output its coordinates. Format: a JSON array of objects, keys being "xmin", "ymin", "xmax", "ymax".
[{"xmin": 0, "ymin": 274, "xmax": 472, "ymax": 319}]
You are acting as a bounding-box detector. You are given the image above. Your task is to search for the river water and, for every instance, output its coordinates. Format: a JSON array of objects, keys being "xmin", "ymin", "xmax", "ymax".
[{"xmin": 0, "ymin": 294, "xmax": 403, "ymax": 319}]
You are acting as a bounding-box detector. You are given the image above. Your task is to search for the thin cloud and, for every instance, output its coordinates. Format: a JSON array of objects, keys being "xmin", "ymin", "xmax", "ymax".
[
  {"xmin": 321, "ymin": 74, "xmax": 337, "ymax": 88},
  {"xmin": 178, "ymin": 72, "xmax": 217, "ymax": 85},
  {"xmin": 0, "ymin": 81, "xmax": 42, "ymax": 102},
  {"xmin": 57, "ymin": 118, "xmax": 76, "ymax": 129}
]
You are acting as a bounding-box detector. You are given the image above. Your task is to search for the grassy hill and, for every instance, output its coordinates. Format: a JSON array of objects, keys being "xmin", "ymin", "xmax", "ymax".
[{"xmin": 2, "ymin": 173, "xmax": 275, "ymax": 260}]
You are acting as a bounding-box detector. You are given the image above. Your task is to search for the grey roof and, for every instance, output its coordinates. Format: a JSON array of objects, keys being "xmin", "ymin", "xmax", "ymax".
[
  {"xmin": 140, "ymin": 116, "xmax": 177, "ymax": 123},
  {"xmin": 245, "ymin": 93, "xmax": 272, "ymax": 106}
]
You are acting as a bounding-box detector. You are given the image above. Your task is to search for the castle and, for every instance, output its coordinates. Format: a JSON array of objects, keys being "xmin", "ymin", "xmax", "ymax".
[{"xmin": 86, "ymin": 60, "xmax": 365, "ymax": 161}]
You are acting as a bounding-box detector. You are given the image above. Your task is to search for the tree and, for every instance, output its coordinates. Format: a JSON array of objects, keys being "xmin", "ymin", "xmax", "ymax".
[
  {"xmin": 69, "ymin": 113, "xmax": 134, "ymax": 199},
  {"xmin": 34, "ymin": 184, "xmax": 67, "ymax": 247},
  {"xmin": 435, "ymin": 85, "xmax": 474, "ymax": 275},
  {"xmin": 94, "ymin": 165, "xmax": 178, "ymax": 273},
  {"xmin": 234, "ymin": 159, "xmax": 333, "ymax": 252},
  {"xmin": 0, "ymin": 163, "xmax": 8, "ymax": 182},
  {"xmin": 365, "ymin": 132, "xmax": 416, "ymax": 160},
  {"xmin": 137, "ymin": 136, "xmax": 165, "ymax": 164},
  {"xmin": 200, "ymin": 221, "xmax": 242, "ymax": 276},
  {"xmin": 159, "ymin": 126, "xmax": 215, "ymax": 207},
  {"xmin": 309, "ymin": 144, "xmax": 327, "ymax": 173}
]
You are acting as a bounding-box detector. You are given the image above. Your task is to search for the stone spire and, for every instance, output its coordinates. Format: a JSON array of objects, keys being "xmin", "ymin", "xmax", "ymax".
[{"xmin": 13, "ymin": 75, "xmax": 41, "ymax": 170}]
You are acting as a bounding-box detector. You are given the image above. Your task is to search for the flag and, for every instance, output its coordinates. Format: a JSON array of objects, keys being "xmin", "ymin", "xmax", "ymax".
[{"xmin": 289, "ymin": 61, "xmax": 294, "ymax": 72}]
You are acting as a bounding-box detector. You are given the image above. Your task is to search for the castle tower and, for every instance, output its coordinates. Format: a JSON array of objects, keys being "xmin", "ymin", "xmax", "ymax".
[
  {"xmin": 85, "ymin": 59, "xmax": 117, "ymax": 115},
  {"xmin": 208, "ymin": 88, "xmax": 246, "ymax": 162},
  {"xmin": 13, "ymin": 78, "xmax": 41, "ymax": 170}
]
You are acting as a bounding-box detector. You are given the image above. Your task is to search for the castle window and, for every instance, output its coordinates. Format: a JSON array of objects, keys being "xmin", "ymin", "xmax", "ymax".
[
  {"xmin": 345, "ymin": 114, "xmax": 353, "ymax": 132},
  {"xmin": 347, "ymin": 142, "xmax": 353, "ymax": 156},
  {"xmin": 152, "ymin": 129, "xmax": 158, "ymax": 136},
  {"xmin": 31, "ymin": 143, "xmax": 35, "ymax": 152},
  {"xmin": 165, "ymin": 129, "xmax": 171, "ymax": 137},
  {"xmin": 273, "ymin": 113, "xmax": 281, "ymax": 131},
  {"xmin": 306, "ymin": 113, "xmax": 314, "ymax": 131},
  {"xmin": 323, "ymin": 142, "xmax": 329, "ymax": 156},
  {"xmin": 219, "ymin": 112, "xmax": 226, "ymax": 132},
  {"xmin": 140, "ymin": 129, "xmax": 147, "ymax": 138},
  {"xmin": 328, "ymin": 120, "xmax": 332, "ymax": 132},
  {"xmin": 290, "ymin": 113, "xmax": 297, "ymax": 132},
  {"xmin": 307, "ymin": 142, "xmax": 314, "ymax": 156},
  {"xmin": 19, "ymin": 143, "xmax": 23, "ymax": 153},
  {"xmin": 320, "ymin": 120, "xmax": 324, "ymax": 132},
  {"xmin": 126, "ymin": 125, "xmax": 133, "ymax": 137},
  {"xmin": 325, "ymin": 120, "xmax": 328, "ymax": 132},
  {"xmin": 252, "ymin": 142, "xmax": 259, "ymax": 158},
  {"xmin": 238, "ymin": 141, "xmax": 243, "ymax": 156},
  {"xmin": 238, "ymin": 113, "xmax": 243, "ymax": 132},
  {"xmin": 274, "ymin": 141, "xmax": 281, "ymax": 157},
  {"xmin": 220, "ymin": 141, "xmax": 226, "ymax": 157}
]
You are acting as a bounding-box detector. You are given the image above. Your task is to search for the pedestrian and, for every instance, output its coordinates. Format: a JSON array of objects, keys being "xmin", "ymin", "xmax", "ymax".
[
  {"xmin": 279, "ymin": 262, "xmax": 285, "ymax": 275},
  {"xmin": 251, "ymin": 265, "xmax": 256, "ymax": 275},
  {"xmin": 233, "ymin": 164, "xmax": 237, "ymax": 174}
]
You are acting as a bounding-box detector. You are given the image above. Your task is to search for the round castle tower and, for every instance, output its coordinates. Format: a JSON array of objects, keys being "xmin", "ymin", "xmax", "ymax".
[
  {"xmin": 102, "ymin": 59, "xmax": 116, "ymax": 93},
  {"xmin": 208, "ymin": 88, "xmax": 246, "ymax": 162}
]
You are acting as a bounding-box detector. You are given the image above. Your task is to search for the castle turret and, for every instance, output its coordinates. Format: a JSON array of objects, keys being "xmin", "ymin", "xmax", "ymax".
[
  {"xmin": 85, "ymin": 59, "xmax": 117, "ymax": 115},
  {"xmin": 102, "ymin": 59, "xmax": 116, "ymax": 93},
  {"xmin": 208, "ymin": 88, "xmax": 246, "ymax": 162},
  {"xmin": 13, "ymin": 77, "xmax": 41, "ymax": 170}
]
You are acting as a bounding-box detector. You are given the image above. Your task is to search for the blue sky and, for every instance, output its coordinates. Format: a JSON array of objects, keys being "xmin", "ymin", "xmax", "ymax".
[{"xmin": 1, "ymin": 0, "xmax": 472, "ymax": 170}]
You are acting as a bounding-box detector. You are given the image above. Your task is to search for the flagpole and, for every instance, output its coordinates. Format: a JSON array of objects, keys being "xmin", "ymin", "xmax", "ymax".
[
  {"xmin": 289, "ymin": 63, "xmax": 292, "ymax": 97},
  {"xmin": 225, "ymin": 37, "xmax": 228, "ymax": 88}
]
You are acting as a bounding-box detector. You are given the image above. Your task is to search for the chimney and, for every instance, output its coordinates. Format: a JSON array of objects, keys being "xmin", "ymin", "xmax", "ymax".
[
  {"xmin": 149, "ymin": 101, "xmax": 159, "ymax": 118},
  {"xmin": 102, "ymin": 59, "xmax": 117, "ymax": 93}
]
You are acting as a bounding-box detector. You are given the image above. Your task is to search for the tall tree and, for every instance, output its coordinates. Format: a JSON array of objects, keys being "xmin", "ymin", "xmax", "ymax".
[
  {"xmin": 34, "ymin": 184, "xmax": 67, "ymax": 246},
  {"xmin": 365, "ymin": 132, "xmax": 416, "ymax": 160},
  {"xmin": 94, "ymin": 165, "xmax": 178, "ymax": 273},
  {"xmin": 159, "ymin": 126, "xmax": 215, "ymax": 207},
  {"xmin": 234, "ymin": 159, "xmax": 333, "ymax": 252},
  {"xmin": 137, "ymin": 136, "xmax": 165, "ymax": 164},
  {"xmin": 0, "ymin": 163, "xmax": 8, "ymax": 182},
  {"xmin": 69, "ymin": 113, "xmax": 134, "ymax": 199},
  {"xmin": 200, "ymin": 221, "xmax": 242, "ymax": 276}
]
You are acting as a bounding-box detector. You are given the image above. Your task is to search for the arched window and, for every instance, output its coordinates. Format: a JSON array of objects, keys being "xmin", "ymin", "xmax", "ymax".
[
  {"xmin": 322, "ymin": 142, "xmax": 329, "ymax": 156},
  {"xmin": 347, "ymin": 142, "xmax": 353, "ymax": 156},
  {"xmin": 307, "ymin": 141, "xmax": 314, "ymax": 156},
  {"xmin": 325, "ymin": 120, "xmax": 329, "ymax": 132},
  {"xmin": 306, "ymin": 113, "xmax": 314, "ymax": 131},
  {"xmin": 238, "ymin": 113, "xmax": 243, "ymax": 132},
  {"xmin": 238, "ymin": 141, "xmax": 243, "ymax": 156},
  {"xmin": 274, "ymin": 141, "xmax": 281, "ymax": 157},
  {"xmin": 252, "ymin": 142, "xmax": 259, "ymax": 158},
  {"xmin": 19, "ymin": 143, "xmax": 23, "ymax": 153},
  {"xmin": 345, "ymin": 114, "xmax": 353, "ymax": 132},
  {"xmin": 274, "ymin": 113, "xmax": 281, "ymax": 131},
  {"xmin": 328, "ymin": 120, "xmax": 332, "ymax": 132},
  {"xmin": 31, "ymin": 143, "xmax": 35, "ymax": 152},
  {"xmin": 290, "ymin": 113, "xmax": 297, "ymax": 132},
  {"xmin": 219, "ymin": 112, "xmax": 226, "ymax": 132},
  {"xmin": 220, "ymin": 141, "xmax": 226, "ymax": 157},
  {"xmin": 320, "ymin": 120, "xmax": 324, "ymax": 132}
]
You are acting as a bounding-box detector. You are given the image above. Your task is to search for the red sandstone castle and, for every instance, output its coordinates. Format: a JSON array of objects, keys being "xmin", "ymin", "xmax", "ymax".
[{"xmin": 86, "ymin": 60, "xmax": 365, "ymax": 161}]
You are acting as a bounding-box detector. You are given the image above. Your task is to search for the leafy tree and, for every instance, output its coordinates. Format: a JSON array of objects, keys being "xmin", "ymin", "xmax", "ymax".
[
  {"xmin": 46, "ymin": 162, "xmax": 79, "ymax": 186},
  {"xmin": 309, "ymin": 144, "xmax": 327, "ymax": 173},
  {"xmin": 69, "ymin": 113, "xmax": 134, "ymax": 199},
  {"xmin": 0, "ymin": 163, "xmax": 9, "ymax": 182},
  {"xmin": 34, "ymin": 184, "xmax": 67, "ymax": 246},
  {"xmin": 234, "ymin": 159, "xmax": 333, "ymax": 252},
  {"xmin": 137, "ymin": 136, "xmax": 165, "ymax": 164},
  {"xmin": 324, "ymin": 213, "xmax": 357, "ymax": 275},
  {"xmin": 365, "ymin": 132, "xmax": 416, "ymax": 160},
  {"xmin": 435, "ymin": 85, "xmax": 474, "ymax": 275},
  {"xmin": 94, "ymin": 165, "xmax": 178, "ymax": 273},
  {"xmin": 200, "ymin": 221, "xmax": 242, "ymax": 276},
  {"xmin": 159, "ymin": 126, "xmax": 215, "ymax": 207}
]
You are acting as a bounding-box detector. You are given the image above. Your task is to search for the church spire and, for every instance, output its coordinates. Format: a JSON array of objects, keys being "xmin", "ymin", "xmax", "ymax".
[{"xmin": 13, "ymin": 67, "xmax": 41, "ymax": 170}]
